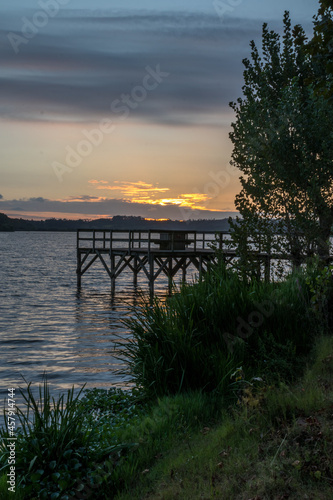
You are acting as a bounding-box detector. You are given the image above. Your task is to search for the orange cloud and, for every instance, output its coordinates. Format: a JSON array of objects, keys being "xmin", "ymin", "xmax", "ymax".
[
  {"xmin": 88, "ymin": 179, "xmax": 109, "ymax": 185},
  {"xmin": 97, "ymin": 180, "xmax": 168, "ymax": 194},
  {"xmin": 89, "ymin": 180, "xmax": 218, "ymax": 211},
  {"xmin": 149, "ymin": 194, "xmax": 214, "ymax": 211}
]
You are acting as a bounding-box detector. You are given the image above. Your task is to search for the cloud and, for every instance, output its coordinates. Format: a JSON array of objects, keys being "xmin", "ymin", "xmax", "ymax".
[
  {"xmin": 0, "ymin": 195, "xmax": 235, "ymax": 220},
  {"xmin": 88, "ymin": 180, "xmax": 109, "ymax": 185},
  {"xmin": 91, "ymin": 180, "xmax": 213, "ymax": 210},
  {"xmin": 96, "ymin": 181, "xmax": 169, "ymax": 198},
  {"xmin": 29, "ymin": 197, "xmax": 46, "ymax": 202},
  {"xmin": 67, "ymin": 195, "xmax": 101, "ymax": 201},
  {"xmin": 0, "ymin": 11, "xmax": 263, "ymax": 127}
]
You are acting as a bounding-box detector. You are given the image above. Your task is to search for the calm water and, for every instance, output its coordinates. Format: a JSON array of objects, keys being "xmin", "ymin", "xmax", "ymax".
[{"xmin": 0, "ymin": 232, "xmax": 191, "ymax": 427}]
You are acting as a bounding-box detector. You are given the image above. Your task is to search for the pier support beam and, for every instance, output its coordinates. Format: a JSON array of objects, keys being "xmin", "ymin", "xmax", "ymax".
[
  {"xmin": 149, "ymin": 253, "xmax": 154, "ymax": 297},
  {"xmin": 77, "ymin": 251, "xmax": 81, "ymax": 287},
  {"xmin": 110, "ymin": 254, "xmax": 115, "ymax": 292},
  {"xmin": 168, "ymin": 258, "xmax": 173, "ymax": 294},
  {"xmin": 182, "ymin": 262, "xmax": 186, "ymax": 283},
  {"xmin": 133, "ymin": 255, "xmax": 138, "ymax": 286},
  {"xmin": 264, "ymin": 256, "xmax": 271, "ymax": 283},
  {"xmin": 77, "ymin": 270, "xmax": 81, "ymax": 288},
  {"xmin": 198, "ymin": 255, "xmax": 203, "ymax": 281}
]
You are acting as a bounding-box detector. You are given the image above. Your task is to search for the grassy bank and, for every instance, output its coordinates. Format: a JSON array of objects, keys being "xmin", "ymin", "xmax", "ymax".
[
  {"xmin": 1, "ymin": 262, "xmax": 332, "ymax": 499},
  {"xmin": 2, "ymin": 334, "xmax": 332, "ymax": 499},
  {"xmin": 114, "ymin": 334, "xmax": 333, "ymax": 499}
]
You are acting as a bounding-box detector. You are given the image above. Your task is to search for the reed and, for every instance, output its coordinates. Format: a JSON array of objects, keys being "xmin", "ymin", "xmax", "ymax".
[
  {"xmin": 120, "ymin": 262, "xmax": 317, "ymax": 398},
  {"xmin": 0, "ymin": 378, "xmax": 132, "ymax": 499}
]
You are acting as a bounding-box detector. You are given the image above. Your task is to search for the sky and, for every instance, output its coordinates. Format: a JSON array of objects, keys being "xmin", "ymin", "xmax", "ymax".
[{"xmin": 0, "ymin": 0, "xmax": 320, "ymax": 221}]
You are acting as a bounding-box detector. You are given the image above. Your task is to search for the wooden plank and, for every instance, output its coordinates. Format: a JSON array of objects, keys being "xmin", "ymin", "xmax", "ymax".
[
  {"xmin": 113, "ymin": 256, "xmax": 136, "ymax": 279},
  {"xmin": 95, "ymin": 250, "xmax": 112, "ymax": 278},
  {"xmin": 81, "ymin": 254, "xmax": 99, "ymax": 275},
  {"xmin": 153, "ymin": 256, "xmax": 171, "ymax": 280}
]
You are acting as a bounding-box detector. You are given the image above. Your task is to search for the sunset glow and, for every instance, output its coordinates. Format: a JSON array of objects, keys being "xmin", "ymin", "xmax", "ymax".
[
  {"xmin": 0, "ymin": 1, "xmax": 317, "ymax": 221},
  {"xmin": 87, "ymin": 181, "xmax": 215, "ymax": 211}
]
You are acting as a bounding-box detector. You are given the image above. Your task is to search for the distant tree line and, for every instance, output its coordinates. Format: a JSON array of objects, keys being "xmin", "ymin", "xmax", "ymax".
[{"xmin": 0, "ymin": 213, "xmax": 230, "ymax": 232}]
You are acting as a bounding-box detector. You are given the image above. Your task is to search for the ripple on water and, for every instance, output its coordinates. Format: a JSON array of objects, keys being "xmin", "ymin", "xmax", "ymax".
[{"xmin": 0, "ymin": 232, "xmax": 193, "ymax": 428}]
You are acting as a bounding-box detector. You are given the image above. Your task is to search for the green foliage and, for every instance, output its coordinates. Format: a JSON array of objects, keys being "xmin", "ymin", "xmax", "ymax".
[
  {"xmin": 120, "ymin": 264, "xmax": 254, "ymax": 399},
  {"xmin": 0, "ymin": 380, "xmax": 135, "ymax": 499},
  {"xmin": 114, "ymin": 336, "xmax": 333, "ymax": 500},
  {"xmin": 0, "ymin": 474, "xmax": 24, "ymax": 500},
  {"xmin": 119, "ymin": 263, "xmax": 317, "ymax": 399},
  {"xmin": 224, "ymin": 267, "xmax": 316, "ymax": 381},
  {"xmin": 229, "ymin": 10, "xmax": 333, "ymax": 267},
  {"xmin": 78, "ymin": 387, "xmax": 145, "ymax": 454},
  {"xmin": 109, "ymin": 391, "xmax": 225, "ymax": 497},
  {"xmin": 305, "ymin": 259, "xmax": 333, "ymax": 330},
  {"xmin": 307, "ymin": 0, "xmax": 333, "ymax": 98},
  {"xmin": 254, "ymin": 331, "xmax": 298, "ymax": 380}
]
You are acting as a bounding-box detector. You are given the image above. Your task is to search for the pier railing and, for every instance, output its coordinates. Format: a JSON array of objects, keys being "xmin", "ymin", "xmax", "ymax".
[{"xmin": 77, "ymin": 229, "xmax": 233, "ymax": 253}]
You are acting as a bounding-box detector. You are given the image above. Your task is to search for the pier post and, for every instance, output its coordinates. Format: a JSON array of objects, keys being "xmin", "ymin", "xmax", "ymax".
[
  {"xmin": 264, "ymin": 256, "xmax": 271, "ymax": 283},
  {"xmin": 182, "ymin": 259, "xmax": 186, "ymax": 283},
  {"xmin": 149, "ymin": 254, "xmax": 154, "ymax": 297},
  {"xmin": 168, "ymin": 257, "xmax": 173, "ymax": 295},
  {"xmin": 199, "ymin": 255, "xmax": 203, "ymax": 281},
  {"xmin": 110, "ymin": 253, "xmax": 115, "ymax": 292},
  {"xmin": 133, "ymin": 255, "xmax": 138, "ymax": 286},
  {"xmin": 76, "ymin": 231, "xmax": 81, "ymax": 287},
  {"xmin": 77, "ymin": 266, "xmax": 82, "ymax": 288}
]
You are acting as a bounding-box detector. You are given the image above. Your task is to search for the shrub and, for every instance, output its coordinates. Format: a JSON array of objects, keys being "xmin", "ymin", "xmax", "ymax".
[
  {"xmin": 305, "ymin": 259, "xmax": 333, "ymax": 331},
  {"xmin": 120, "ymin": 262, "xmax": 317, "ymax": 398}
]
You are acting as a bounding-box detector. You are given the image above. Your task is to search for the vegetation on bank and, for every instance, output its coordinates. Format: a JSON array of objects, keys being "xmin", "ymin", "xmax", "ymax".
[
  {"xmin": 0, "ymin": 257, "xmax": 333, "ymax": 499},
  {"xmin": 116, "ymin": 335, "xmax": 333, "ymax": 500},
  {"xmin": 120, "ymin": 262, "xmax": 321, "ymax": 399}
]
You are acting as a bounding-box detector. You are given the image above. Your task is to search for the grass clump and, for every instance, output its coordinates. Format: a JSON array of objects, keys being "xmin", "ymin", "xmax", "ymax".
[
  {"xmin": 0, "ymin": 381, "xmax": 139, "ymax": 499},
  {"xmin": 120, "ymin": 262, "xmax": 317, "ymax": 399}
]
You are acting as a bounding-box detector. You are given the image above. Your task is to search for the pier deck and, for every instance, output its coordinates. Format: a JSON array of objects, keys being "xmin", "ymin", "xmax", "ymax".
[
  {"xmin": 77, "ymin": 229, "xmax": 235, "ymax": 293},
  {"xmin": 76, "ymin": 229, "xmax": 277, "ymax": 294}
]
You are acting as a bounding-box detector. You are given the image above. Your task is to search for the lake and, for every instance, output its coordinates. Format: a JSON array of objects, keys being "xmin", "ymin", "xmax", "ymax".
[{"xmin": 0, "ymin": 231, "xmax": 193, "ymax": 427}]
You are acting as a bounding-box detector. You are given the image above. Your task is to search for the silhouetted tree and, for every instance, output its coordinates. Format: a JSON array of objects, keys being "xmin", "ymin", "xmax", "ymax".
[{"xmin": 229, "ymin": 11, "xmax": 333, "ymax": 271}]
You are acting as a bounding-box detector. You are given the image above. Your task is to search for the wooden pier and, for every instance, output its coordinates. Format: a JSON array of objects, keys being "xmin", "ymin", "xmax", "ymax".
[
  {"xmin": 76, "ymin": 229, "xmax": 236, "ymax": 294},
  {"xmin": 76, "ymin": 229, "xmax": 333, "ymax": 294}
]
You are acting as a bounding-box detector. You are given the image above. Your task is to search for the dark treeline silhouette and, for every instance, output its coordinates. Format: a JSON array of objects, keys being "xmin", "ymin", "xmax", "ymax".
[{"xmin": 0, "ymin": 213, "xmax": 230, "ymax": 232}]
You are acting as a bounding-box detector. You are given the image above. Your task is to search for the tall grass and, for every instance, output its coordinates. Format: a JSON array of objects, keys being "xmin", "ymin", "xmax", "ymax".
[
  {"xmin": 120, "ymin": 262, "xmax": 318, "ymax": 399},
  {"xmin": 0, "ymin": 378, "xmax": 131, "ymax": 499}
]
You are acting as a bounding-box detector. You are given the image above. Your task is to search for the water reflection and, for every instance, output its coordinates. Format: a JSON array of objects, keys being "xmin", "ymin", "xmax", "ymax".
[{"xmin": 0, "ymin": 232, "xmax": 196, "ymax": 428}]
